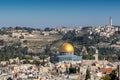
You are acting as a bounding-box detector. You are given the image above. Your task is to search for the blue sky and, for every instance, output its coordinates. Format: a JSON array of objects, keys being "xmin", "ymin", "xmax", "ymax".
[{"xmin": 0, "ymin": 0, "xmax": 120, "ymax": 28}]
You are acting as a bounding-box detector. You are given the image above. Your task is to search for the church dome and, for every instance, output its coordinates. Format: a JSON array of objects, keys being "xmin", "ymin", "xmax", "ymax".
[{"xmin": 60, "ymin": 43, "xmax": 74, "ymax": 53}]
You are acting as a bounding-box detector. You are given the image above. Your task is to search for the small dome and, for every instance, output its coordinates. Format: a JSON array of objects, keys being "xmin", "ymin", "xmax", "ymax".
[{"xmin": 60, "ymin": 43, "xmax": 74, "ymax": 53}]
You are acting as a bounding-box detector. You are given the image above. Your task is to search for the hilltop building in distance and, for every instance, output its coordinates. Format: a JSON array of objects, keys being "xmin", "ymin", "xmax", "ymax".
[{"xmin": 109, "ymin": 17, "xmax": 112, "ymax": 26}]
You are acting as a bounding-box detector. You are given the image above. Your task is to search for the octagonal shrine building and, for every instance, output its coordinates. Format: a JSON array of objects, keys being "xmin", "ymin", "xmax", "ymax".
[{"xmin": 54, "ymin": 43, "xmax": 82, "ymax": 62}]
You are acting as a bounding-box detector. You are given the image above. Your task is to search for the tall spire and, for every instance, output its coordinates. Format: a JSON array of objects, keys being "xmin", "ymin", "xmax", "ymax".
[{"xmin": 109, "ymin": 17, "xmax": 112, "ymax": 26}]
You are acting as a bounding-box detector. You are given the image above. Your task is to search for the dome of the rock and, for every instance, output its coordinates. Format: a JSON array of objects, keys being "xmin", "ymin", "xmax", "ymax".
[{"xmin": 60, "ymin": 43, "xmax": 74, "ymax": 53}]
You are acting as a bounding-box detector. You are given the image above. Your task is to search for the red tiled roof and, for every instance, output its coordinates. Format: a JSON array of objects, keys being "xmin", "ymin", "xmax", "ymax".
[{"xmin": 99, "ymin": 68, "xmax": 112, "ymax": 73}]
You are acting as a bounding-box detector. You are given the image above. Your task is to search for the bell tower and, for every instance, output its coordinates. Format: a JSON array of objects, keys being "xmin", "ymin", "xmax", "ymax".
[{"xmin": 109, "ymin": 17, "xmax": 112, "ymax": 26}]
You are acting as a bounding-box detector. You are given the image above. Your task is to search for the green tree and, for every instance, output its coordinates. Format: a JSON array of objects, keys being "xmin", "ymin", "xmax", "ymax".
[
  {"xmin": 87, "ymin": 47, "xmax": 95, "ymax": 54},
  {"xmin": 33, "ymin": 60, "xmax": 40, "ymax": 66},
  {"xmin": 101, "ymin": 74, "xmax": 111, "ymax": 80},
  {"xmin": 39, "ymin": 54, "xmax": 48, "ymax": 66},
  {"xmin": 83, "ymin": 54, "xmax": 94, "ymax": 60},
  {"xmin": 23, "ymin": 59, "xmax": 30, "ymax": 64},
  {"xmin": 85, "ymin": 69, "xmax": 91, "ymax": 80},
  {"xmin": 44, "ymin": 27, "xmax": 52, "ymax": 31},
  {"xmin": 109, "ymin": 69, "xmax": 118, "ymax": 80},
  {"xmin": 0, "ymin": 40, "xmax": 4, "ymax": 46}
]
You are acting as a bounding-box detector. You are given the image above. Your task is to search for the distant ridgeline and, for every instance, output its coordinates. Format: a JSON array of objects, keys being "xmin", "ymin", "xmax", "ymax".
[{"xmin": 0, "ymin": 26, "xmax": 41, "ymax": 35}]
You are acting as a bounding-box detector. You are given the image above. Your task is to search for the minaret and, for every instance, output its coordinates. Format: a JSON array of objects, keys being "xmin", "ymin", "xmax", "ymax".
[
  {"xmin": 94, "ymin": 53, "xmax": 98, "ymax": 61},
  {"xmin": 109, "ymin": 17, "xmax": 112, "ymax": 26}
]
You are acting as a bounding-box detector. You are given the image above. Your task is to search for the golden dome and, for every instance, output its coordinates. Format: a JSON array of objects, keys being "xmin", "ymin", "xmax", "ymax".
[{"xmin": 60, "ymin": 43, "xmax": 74, "ymax": 53}]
